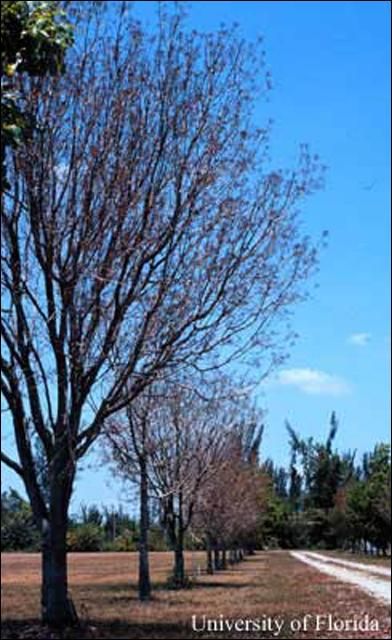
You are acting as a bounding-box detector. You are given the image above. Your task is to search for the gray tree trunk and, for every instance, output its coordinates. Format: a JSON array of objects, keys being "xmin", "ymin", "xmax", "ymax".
[
  {"xmin": 206, "ymin": 540, "xmax": 214, "ymax": 575},
  {"xmin": 174, "ymin": 527, "xmax": 185, "ymax": 585},
  {"xmin": 39, "ymin": 449, "xmax": 77, "ymax": 628},
  {"xmin": 213, "ymin": 548, "xmax": 221, "ymax": 571},
  {"xmin": 138, "ymin": 457, "xmax": 151, "ymax": 601},
  {"xmin": 41, "ymin": 515, "xmax": 77, "ymax": 627}
]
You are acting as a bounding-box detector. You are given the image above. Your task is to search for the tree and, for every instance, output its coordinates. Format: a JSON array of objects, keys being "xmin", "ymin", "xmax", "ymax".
[
  {"xmin": 105, "ymin": 379, "xmax": 230, "ymax": 595},
  {"xmin": 286, "ymin": 413, "xmax": 354, "ymax": 514},
  {"xmin": 287, "ymin": 424, "xmax": 303, "ymax": 514},
  {"xmin": 351, "ymin": 444, "xmax": 391, "ymax": 555},
  {"xmin": 260, "ymin": 462, "xmax": 292, "ymax": 548},
  {"xmin": 104, "ymin": 392, "xmax": 155, "ymax": 601},
  {"xmin": 1, "ymin": 3, "xmax": 322, "ymax": 627},
  {"xmin": 79, "ymin": 503, "xmax": 103, "ymax": 527},
  {"xmin": 271, "ymin": 415, "xmax": 358, "ymax": 548},
  {"xmin": 66, "ymin": 522, "xmax": 104, "ymax": 552},
  {"xmin": 277, "ymin": 418, "xmax": 389, "ymax": 552},
  {"xmin": 102, "ymin": 505, "xmax": 137, "ymax": 546},
  {"xmin": 375, "ymin": 467, "xmax": 391, "ymax": 541},
  {"xmin": 152, "ymin": 384, "xmax": 232, "ymax": 588},
  {"xmin": 193, "ymin": 409, "xmax": 266, "ymax": 571},
  {"xmin": 1, "ymin": 1, "xmax": 73, "ymax": 189},
  {"xmin": 1, "ymin": 488, "xmax": 39, "ymax": 550}
]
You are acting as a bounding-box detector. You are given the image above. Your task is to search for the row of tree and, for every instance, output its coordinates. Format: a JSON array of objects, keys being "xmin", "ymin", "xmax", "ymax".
[
  {"xmin": 2, "ymin": 380, "xmax": 269, "ymax": 601},
  {"xmin": 1, "ymin": 1, "xmax": 323, "ymax": 627},
  {"xmin": 104, "ymin": 381, "xmax": 267, "ymax": 597},
  {"xmin": 4, "ymin": 409, "xmax": 389, "ymax": 565}
]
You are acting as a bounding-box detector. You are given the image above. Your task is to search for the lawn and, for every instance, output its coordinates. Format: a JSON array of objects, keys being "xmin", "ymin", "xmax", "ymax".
[{"xmin": 1, "ymin": 551, "xmax": 391, "ymax": 639}]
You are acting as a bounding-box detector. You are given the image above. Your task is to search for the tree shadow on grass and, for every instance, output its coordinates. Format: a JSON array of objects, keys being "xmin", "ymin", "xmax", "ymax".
[
  {"xmin": 83, "ymin": 579, "xmax": 255, "ymax": 597},
  {"xmin": 191, "ymin": 580, "xmax": 256, "ymax": 590},
  {"xmin": 1, "ymin": 618, "xmax": 296, "ymax": 640},
  {"xmin": 1, "ymin": 619, "xmax": 190, "ymax": 640}
]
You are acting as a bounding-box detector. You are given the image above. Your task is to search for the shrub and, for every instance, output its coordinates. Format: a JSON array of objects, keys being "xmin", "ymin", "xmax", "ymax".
[
  {"xmin": 1, "ymin": 490, "xmax": 40, "ymax": 551},
  {"xmin": 148, "ymin": 525, "xmax": 169, "ymax": 552},
  {"xmin": 109, "ymin": 531, "xmax": 138, "ymax": 552},
  {"xmin": 67, "ymin": 523, "xmax": 104, "ymax": 552}
]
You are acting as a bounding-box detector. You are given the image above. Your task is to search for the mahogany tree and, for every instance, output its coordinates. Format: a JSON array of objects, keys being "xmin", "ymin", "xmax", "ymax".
[
  {"xmin": 193, "ymin": 408, "xmax": 266, "ymax": 572},
  {"xmin": 105, "ymin": 378, "xmax": 231, "ymax": 597},
  {"xmin": 150, "ymin": 383, "xmax": 231, "ymax": 588},
  {"xmin": 1, "ymin": 1, "xmax": 322, "ymax": 627},
  {"xmin": 104, "ymin": 393, "xmax": 156, "ymax": 603}
]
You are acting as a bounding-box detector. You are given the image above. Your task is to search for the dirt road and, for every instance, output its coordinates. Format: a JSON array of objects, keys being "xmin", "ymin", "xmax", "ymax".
[{"xmin": 291, "ymin": 550, "xmax": 391, "ymax": 606}]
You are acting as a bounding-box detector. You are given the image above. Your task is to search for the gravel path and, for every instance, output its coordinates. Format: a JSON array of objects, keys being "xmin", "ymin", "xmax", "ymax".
[{"xmin": 291, "ymin": 551, "xmax": 391, "ymax": 606}]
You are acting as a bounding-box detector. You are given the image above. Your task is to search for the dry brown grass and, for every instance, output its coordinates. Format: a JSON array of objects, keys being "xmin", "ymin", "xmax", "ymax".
[{"xmin": 1, "ymin": 551, "xmax": 391, "ymax": 639}]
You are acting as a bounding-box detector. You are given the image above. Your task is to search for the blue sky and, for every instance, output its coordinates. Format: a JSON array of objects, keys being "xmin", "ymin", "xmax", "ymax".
[{"xmin": 2, "ymin": 1, "xmax": 390, "ymax": 512}]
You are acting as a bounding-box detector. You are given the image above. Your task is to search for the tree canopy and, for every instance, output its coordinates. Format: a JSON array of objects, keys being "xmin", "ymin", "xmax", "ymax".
[{"xmin": 1, "ymin": 1, "xmax": 73, "ymax": 188}]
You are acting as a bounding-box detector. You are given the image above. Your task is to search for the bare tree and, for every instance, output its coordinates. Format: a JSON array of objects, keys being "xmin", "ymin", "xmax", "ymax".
[
  {"xmin": 193, "ymin": 408, "xmax": 266, "ymax": 572},
  {"xmin": 105, "ymin": 379, "xmax": 229, "ymax": 595},
  {"xmin": 1, "ymin": 2, "xmax": 322, "ymax": 627},
  {"xmin": 151, "ymin": 383, "xmax": 230, "ymax": 588},
  {"xmin": 104, "ymin": 387, "xmax": 160, "ymax": 602}
]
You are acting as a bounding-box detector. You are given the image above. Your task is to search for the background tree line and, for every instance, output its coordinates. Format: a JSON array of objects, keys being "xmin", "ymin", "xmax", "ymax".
[
  {"xmin": 1, "ymin": 494, "xmax": 167, "ymax": 553},
  {"xmin": 3, "ymin": 411, "xmax": 390, "ymax": 563},
  {"xmin": 260, "ymin": 414, "xmax": 391, "ymax": 556}
]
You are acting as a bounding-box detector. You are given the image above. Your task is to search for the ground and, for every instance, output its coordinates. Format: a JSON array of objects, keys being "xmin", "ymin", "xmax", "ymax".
[
  {"xmin": 291, "ymin": 551, "xmax": 390, "ymax": 606},
  {"xmin": 1, "ymin": 551, "xmax": 391, "ymax": 639}
]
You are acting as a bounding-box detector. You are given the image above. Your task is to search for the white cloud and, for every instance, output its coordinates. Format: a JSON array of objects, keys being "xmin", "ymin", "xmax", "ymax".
[
  {"xmin": 275, "ymin": 368, "xmax": 351, "ymax": 396},
  {"xmin": 347, "ymin": 332, "xmax": 371, "ymax": 347}
]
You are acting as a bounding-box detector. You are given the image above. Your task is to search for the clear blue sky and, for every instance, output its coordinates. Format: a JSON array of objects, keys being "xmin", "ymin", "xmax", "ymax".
[{"xmin": 2, "ymin": 1, "xmax": 390, "ymax": 513}]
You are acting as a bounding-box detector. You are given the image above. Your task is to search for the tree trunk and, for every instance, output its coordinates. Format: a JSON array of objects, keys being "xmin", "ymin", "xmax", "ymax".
[
  {"xmin": 41, "ymin": 516, "xmax": 77, "ymax": 627},
  {"xmin": 172, "ymin": 489, "xmax": 187, "ymax": 588},
  {"xmin": 39, "ymin": 453, "xmax": 78, "ymax": 628},
  {"xmin": 138, "ymin": 457, "xmax": 151, "ymax": 601},
  {"xmin": 174, "ymin": 527, "xmax": 185, "ymax": 586},
  {"xmin": 206, "ymin": 539, "xmax": 214, "ymax": 575},
  {"xmin": 221, "ymin": 548, "xmax": 227, "ymax": 570},
  {"xmin": 214, "ymin": 548, "xmax": 220, "ymax": 571}
]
